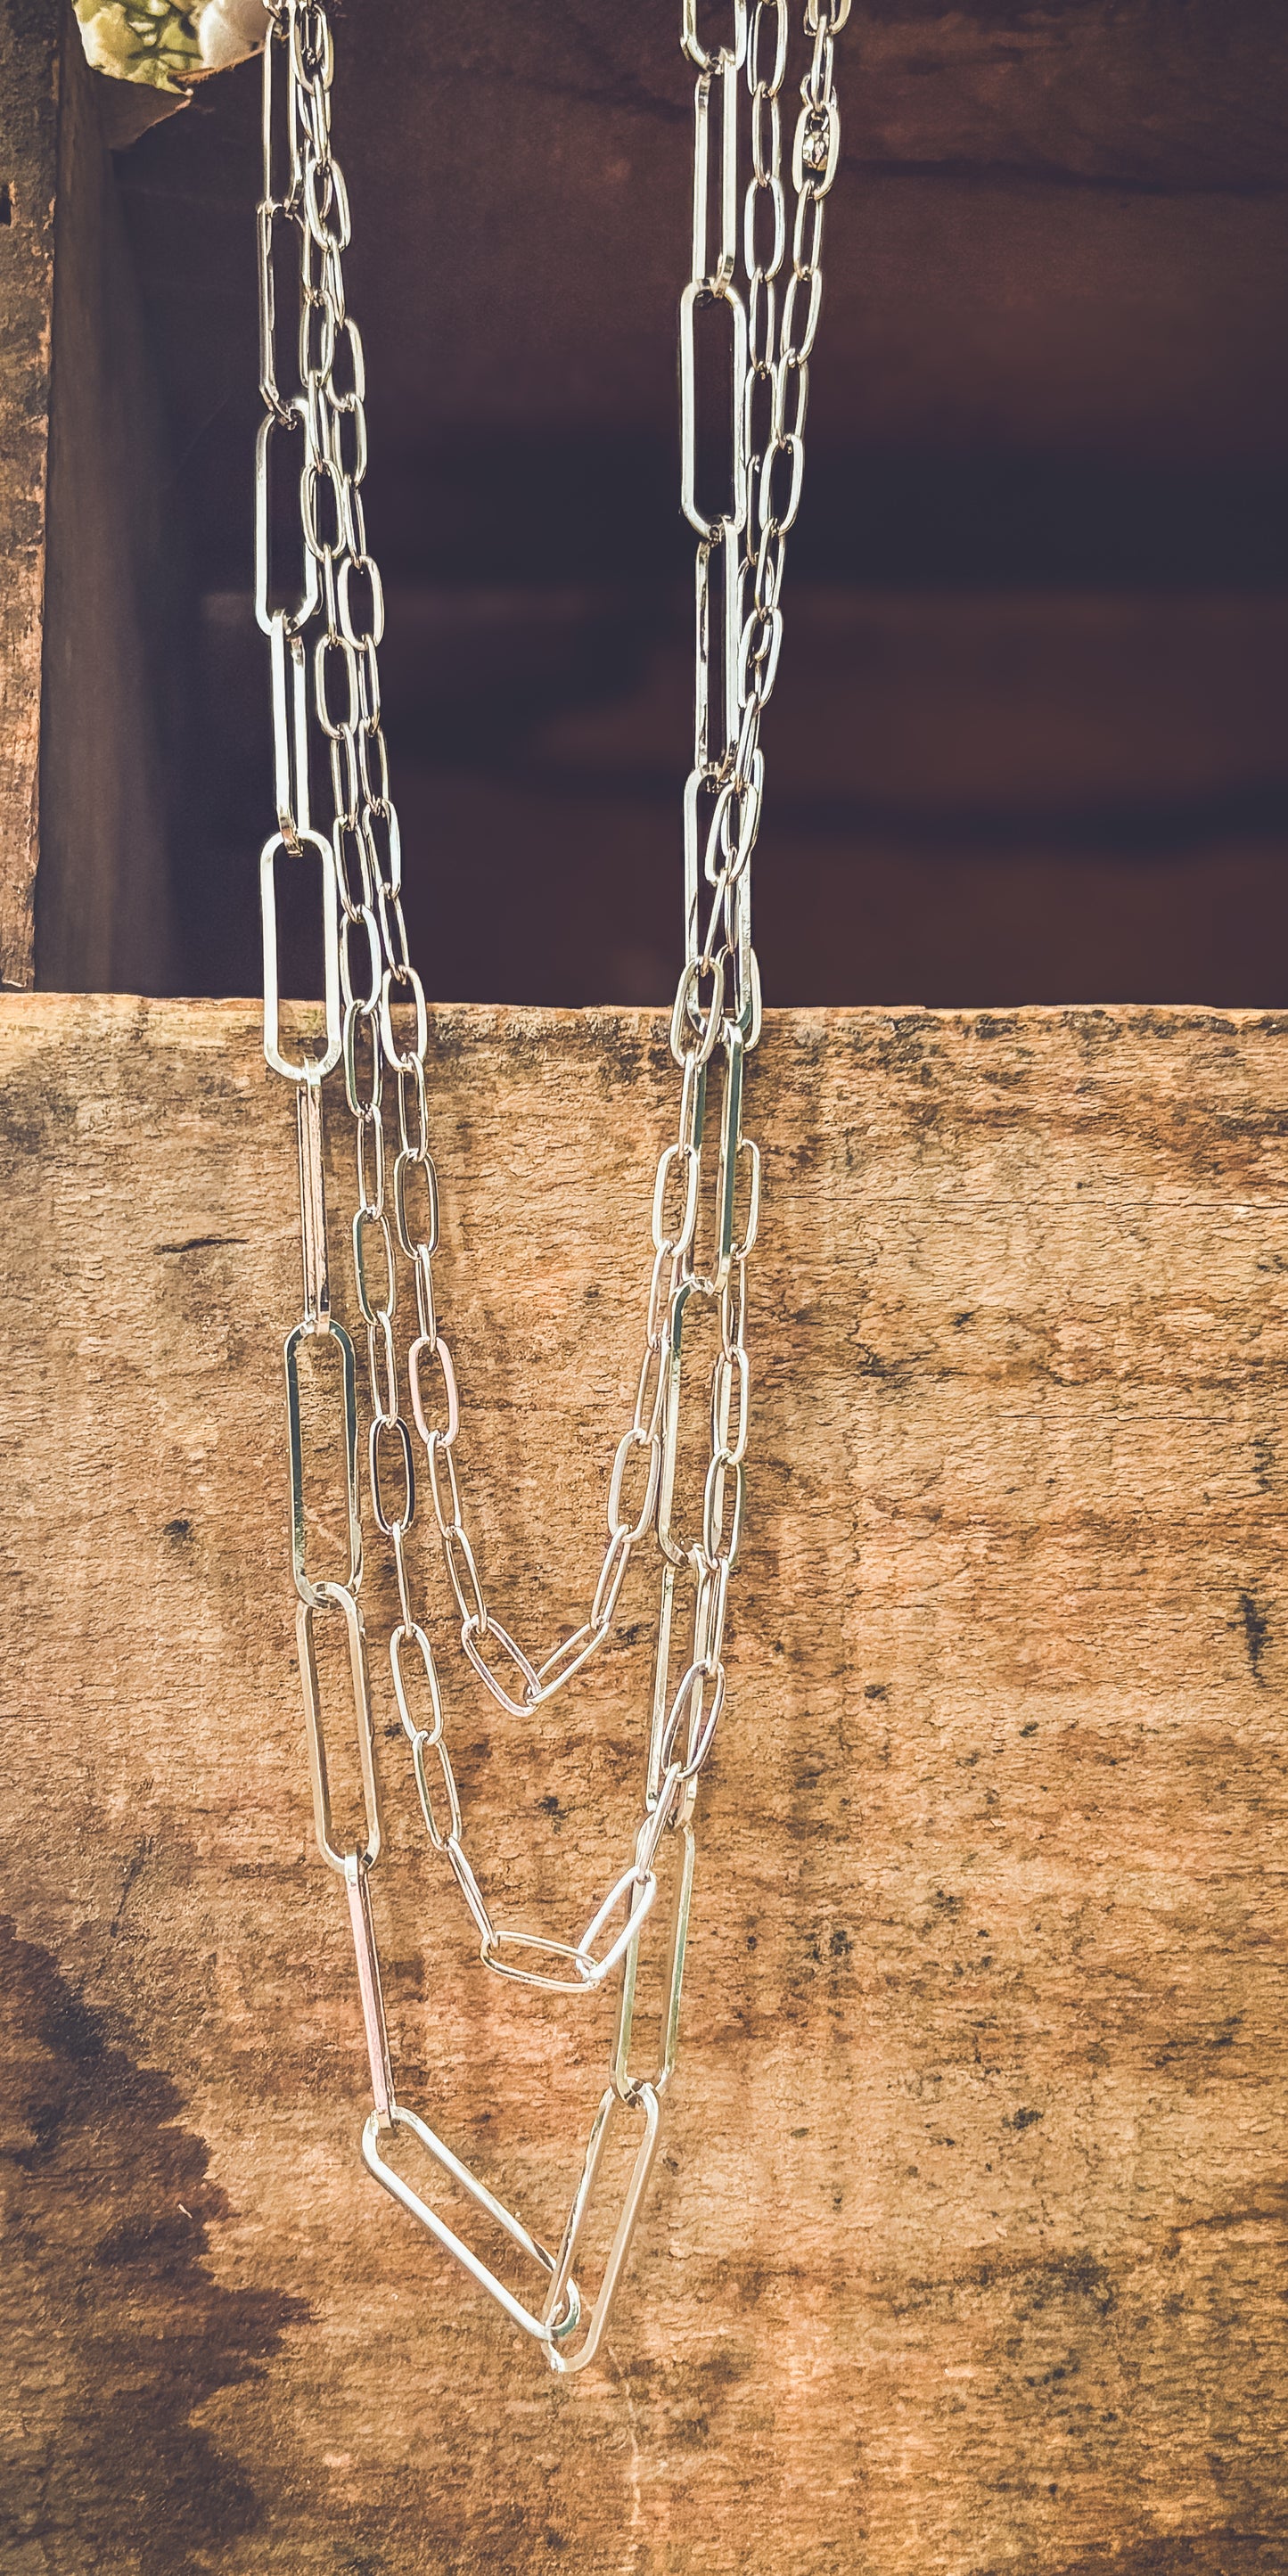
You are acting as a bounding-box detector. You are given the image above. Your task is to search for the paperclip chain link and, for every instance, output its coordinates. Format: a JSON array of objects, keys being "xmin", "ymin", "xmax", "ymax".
[{"xmin": 257, "ymin": 0, "xmax": 845, "ymax": 2367}]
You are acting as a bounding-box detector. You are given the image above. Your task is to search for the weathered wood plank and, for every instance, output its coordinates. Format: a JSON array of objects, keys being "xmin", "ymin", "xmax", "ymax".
[
  {"xmin": 1, "ymin": 997, "xmax": 1286, "ymax": 2572},
  {"xmin": 0, "ymin": 0, "xmax": 178, "ymax": 994},
  {"xmin": 0, "ymin": 0, "xmax": 59, "ymax": 984}
]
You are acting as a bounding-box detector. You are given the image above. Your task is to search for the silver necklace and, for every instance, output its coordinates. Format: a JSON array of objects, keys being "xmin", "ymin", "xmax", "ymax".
[{"xmin": 255, "ymin": 0, "xmax": 847, "ymax": 2373}]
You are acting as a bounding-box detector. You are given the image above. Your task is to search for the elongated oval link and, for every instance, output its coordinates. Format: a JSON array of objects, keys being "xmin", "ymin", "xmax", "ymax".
[
  {"xmin": 408, "ymin": 1332, "xmax": 459, "ymax": 1452},
  {"xmin": 461, "ymin": 1617, "xmax": 540, "ymax": 1720},
  {"xmin": 352, "ymin": 1204, "xmax": 397, "ymax": 1324},
  {"xmin": 607, "ymin": 1427, "xmax": 662, "ymax": 1544},
  {"xmin": 394, "ymin": 1147, "xmax": 439, "ymax": 1259},
  {"xmin": 261, "ymin": 828, "xmax": 340, "ymax": 1082},
  {"xmin": 390, "ymin": 1621, "xmax": 443, "ymax": 1744},
  {"xmin": 369, "ymin": 1414, "xmax": 415, "ymax": 1537},
  {"xmin": 297, "ymin": 1578, "xmax": 381, "ymax": 1875},
  {"xmin": 412, "ymin": 1727, "xmax": 461, "ymax": 1853},
  {"xmin": 611, "ymin": 1817, "xmax": 695, "ymax": 2104},
  {"xmin": 255, "ymin": 399, "xmax": 321, "ymax": 637},
  {"xmin": 284, "ymin": 1316, "xmax": 360, "ymax": 1604}
]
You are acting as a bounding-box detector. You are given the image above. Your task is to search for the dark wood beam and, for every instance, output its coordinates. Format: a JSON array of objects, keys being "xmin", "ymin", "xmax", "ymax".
[{"xmin": 0, "ymin": 0, "xmax": 180, "ymax": 991}]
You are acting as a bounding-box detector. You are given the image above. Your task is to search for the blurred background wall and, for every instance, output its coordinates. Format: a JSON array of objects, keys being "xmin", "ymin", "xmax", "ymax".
[{"xmin": 106, "ymin": 0, "xmax": 1288, "ymax": 1006}]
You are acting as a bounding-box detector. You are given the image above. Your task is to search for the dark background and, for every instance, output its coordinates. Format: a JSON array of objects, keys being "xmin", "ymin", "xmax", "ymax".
[{"xmin": 109, "ymin": 0, "xmax": 1288, "ymax": 1006}]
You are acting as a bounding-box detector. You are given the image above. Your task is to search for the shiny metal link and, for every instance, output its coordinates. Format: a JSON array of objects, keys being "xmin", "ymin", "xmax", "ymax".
[
  {"xmin": 258, "ymin": 0, "xmax": 843, "ymax": 2370},
  {"xmin": 297, "ymin": 1578, "xmax": 381, "ymax": 1875}
]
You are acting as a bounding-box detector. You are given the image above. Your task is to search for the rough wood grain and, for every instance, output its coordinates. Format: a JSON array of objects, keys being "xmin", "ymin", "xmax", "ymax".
[{"xmin": 1, "ymin": 996, "xmax": 1287, "ymax": 2574}]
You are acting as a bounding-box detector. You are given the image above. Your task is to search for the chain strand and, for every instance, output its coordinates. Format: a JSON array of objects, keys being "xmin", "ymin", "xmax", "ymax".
[{"xmin": 257, "ymin": 0, "xmax": 845, "ymax": 2369}]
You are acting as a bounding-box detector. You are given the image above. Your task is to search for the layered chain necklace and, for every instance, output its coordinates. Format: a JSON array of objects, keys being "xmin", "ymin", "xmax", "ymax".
[{"xmin": 255, "ymin": 0, "xmax": 847, "ymax": 2371}]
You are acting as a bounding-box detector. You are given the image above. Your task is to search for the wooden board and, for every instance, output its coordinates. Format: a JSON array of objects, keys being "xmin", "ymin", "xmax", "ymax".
[
  {"xmin": 0, "ymin": 0, "xmax": 60, "ymax": 982},
  {"xmin": 1, "ymin": 995, "xmax": 1287, "ymax": 2573},
  {"xmin": 0, "ymin": 0, "xmax": 178, "ymax": 995}
]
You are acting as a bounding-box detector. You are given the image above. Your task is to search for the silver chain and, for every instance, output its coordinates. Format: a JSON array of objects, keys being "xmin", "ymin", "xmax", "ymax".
[{"xmin": 256, "ymin": 0, "xmax": 846, "ymax": 2370}]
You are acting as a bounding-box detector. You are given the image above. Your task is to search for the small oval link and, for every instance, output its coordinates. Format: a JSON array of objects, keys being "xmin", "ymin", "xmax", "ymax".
[
  {"xmin": 355, "ymin": 634, "xmax": 381, "ymax": 733},
  {"xmin": 314, "ymin": 628, "xmax": 360, "ymax": 739},
  {"xmin": 356, "ymin": 717, "xmax": 390, "ymax": 813},
  {"xmin": 328, "ymin": 726, "xmax": 361, "ymax": 839},
  {"xmin": 701, "ymin": 1452, "xmax": 744, "ymax": 1569},
  {"xmin": 356, "ymin": 1106, "xmax": 385, "ymax": 1221},
  {"xmin": 303, "ymin": 147, "xmax": 350, "ymax": 251},
  {"xmin": 390, "ymin": 1621, "xmax": 444, "ymax": 1746},
  {"xmin": 412, "ymin": 1242, "xmax": 438, "ymax": 1344},
  {"xmin": 771, "ymin": 348, "xmax": 809, "ymax": 445},
  {"xmin": 353, "ymin": 1205, "xmax": 397, "ymax": 1323},
  {"xmin": 669, "ymin": 953, "xmax": 726, "ymax": 1069},
  {"xmin": 731, "ymin": 1134, "xmax": 761, "ymax": 1258},
  {"xmin": 720, "ymin": 1252, "xmax": 748, "ymax": 1361},
  {"xmin": 577, "ymin": 1865, "xmax": 660, "ymax": 1989},
  {"xmin": 409, "ymin": 1331, "xmax": 459, "ymax": 1452},
  {"xmin": 343, "ymin": 997, "xmax": 381, "ymax": 1117},
  {"xmin": 529, "ymin": 1620, "xmax": 605, "ymax": 1705},
  {"xmin": 660, "ymin": 1658, "xmax": 726, "ymax": 1786},
  {"xmin": 395, "ymin": 1148, "xmax": 439, "ymax": 1259},
  {"xmin": 365, "ymin": 1309, "xmax": 398, "ymax": 1426},
  {"xmin": 301, "ymin": 447, "xmax": 345, "ymax": 560},
  {"xmin": 634, "ymin": 1338, "xmax": 668, "ymax": 1441},
  {"xmin": 340, "ymin": 904, "xmax": 381, "ymax": 1015},
  {"xmin": 332, "ymin": 813, "xmax": 372, "ymax": 917},
  {"xmin": 790, "ymin": 185, "xmax": 826, "ymax": 285},
  {"xmin": 424, "ymin": 1432, "xmax": 462, "ymax": 1538},
  {"xmin": 390, "ymin": 1512, "xmax": 416, "ymax": 1634},
  {"xmin": 758, "ymin": 432, "xmax": 804, "ymax": 538},
  {"xmin": 329, "ymin": 392, "xmax": 367, "ymax": 499},
  {"xmin": 381, "ymin": 964, "xmax": 428, "ymax": 1074},
  {"xmin": 646, "ymin": 1243, "xmax": 680, "ymax": 1347},
  {"xmin": 413, "ymin": 1728, "xmax": 461, "ymax": 1852},
  {"xmin": 325, "ymin": 310, "xmax": 365, "ymax": 409},
  {"xmin": 743, "ymin": 169, "xmax": 784, "ymax": 282},
  {"xmin": 748, "ymin": 0, "xmax": 787, "ymax": 94},
  {"xmin": 377, "ymin": 884, "xmax": 412, "ymax": 977},
  {"xmin": 445, "ymin": 1837, "xmax": 496, "ymax": 1947},
  {"xmin": 607, "ymin": 1428, "xmax": 662, "ymax": 1545},
  {"xmin": 695, "ymin": 1554, "xmax": 733, "ymax": 1673},
  {"xmin": 681, "ymin": 0, "xmax": 747, "ymax": 72},
  {"xmin": 441, "ymin": 1521, "xmax": 488, "ymax": 1634},
  {"xmin": 362, "ymin": 798, "xmax": 402, "ymax": 900},
  {"xmin": 710, "ymin": 1343, "xmax": 751, "ymax": 1465},
  {"xmin": 338, "ymin": 549, "xmax": 385, "ymax": 647},
  {"xmin": 591, "ymin": 1527, "xmax": 633, "ymax": 1630},
  {"xmin": 370, "ymin": 1414, "xmax": 415, "ymax": 1537},
  {"xmin": 461, "ymin": 1617, "xmax": 540, "ymax": 1719},
  {"xmin": 740, "ymin": 601, "xmax": 783, "ymax": 707},
  {"xmin": 652, "ymin": 1140, "xmax": 701, "ymax": 1259},
  {"xmin": 396, "ymin": 1054, "xmax": 430, "ymax": 1159},
  {"xmin": 746, "ymin": 266, "xmax": 776, "ymax": 371}
]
